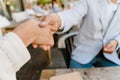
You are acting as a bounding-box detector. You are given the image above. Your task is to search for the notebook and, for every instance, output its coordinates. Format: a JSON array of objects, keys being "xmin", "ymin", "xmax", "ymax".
[{"xmin": 50, "ymin": 71, "xmax": 83, "ymax": 80}]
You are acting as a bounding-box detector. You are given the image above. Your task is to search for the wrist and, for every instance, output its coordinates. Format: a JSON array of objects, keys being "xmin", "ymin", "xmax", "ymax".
[{"xmin": 13, "ymin": 19, "xmax": 36, "ymax": 47}]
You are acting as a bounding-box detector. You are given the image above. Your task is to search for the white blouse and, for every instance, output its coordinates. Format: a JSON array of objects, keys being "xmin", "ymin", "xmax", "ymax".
[{"xmin": 0, "ymin": 32, "xmax": 30, "ymax": 80}]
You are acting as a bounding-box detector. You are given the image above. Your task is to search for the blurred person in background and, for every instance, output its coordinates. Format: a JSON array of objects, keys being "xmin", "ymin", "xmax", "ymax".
[
  {"xmin": 64, "ymin": 0, "xmax": 73, "ymax": 10},
  {"xmin": 42, "ymin": 3, "xmax": 52, "ymax": 14},
  {"xmin": 61, "ymin": 1, "xmax": 65, "ymax": 9},
  {"xmin": 34, "ymin": 2, "xmax": 46, "ymax": 15},
  {"xmin": 52, "ymin": 0, "xmax": 61, "ymax": 13},
  {"xmin": 40, "ymin": 0, "xmax": 120, "ymax": 68},
  {"xmin": 0, "ymin": 19, "xmax": 54, "ymax": 80},
  {"xmin": 25, "ymin": 3, "xmax": 36, "ymax": 16}
]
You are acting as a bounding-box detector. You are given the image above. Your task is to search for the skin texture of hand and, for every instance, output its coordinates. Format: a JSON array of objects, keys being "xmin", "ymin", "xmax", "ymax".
[
  {"xmin": 13, "ymin": 19, "xmax": 54, "ymax": 50},
  {"xmin": 39, "ymin": 13, "xmax": 62, "ymax": 34},
  {"xmin": 103, "ymin": 40, "xmax": 118, "ymax": 54},
  {"xmin": 36, "ymin": 13, "xmax": 62, "ymax": 50}
]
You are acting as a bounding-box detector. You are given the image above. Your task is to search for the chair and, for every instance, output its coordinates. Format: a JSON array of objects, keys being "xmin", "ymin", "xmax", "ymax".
[
  {"xmin": 58, "ymin": 31, "xmax": 78, "ymax": 68},
  {"xmin": 58, "ymin": 31, "xmax": 120, "ymax": 68}
]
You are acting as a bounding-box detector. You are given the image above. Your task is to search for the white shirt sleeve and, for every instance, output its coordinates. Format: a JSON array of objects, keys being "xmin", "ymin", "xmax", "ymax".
[
  {"xmin": 57, "ymin": 0, "xmax": 88, "ymax": 33},
  {"xmin": 0, "ymin": 32, "xmax": 31, "ymax": 80}
]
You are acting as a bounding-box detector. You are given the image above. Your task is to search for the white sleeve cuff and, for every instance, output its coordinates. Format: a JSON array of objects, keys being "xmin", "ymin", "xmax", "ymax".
[
  {"xmin": 57, "ymin": 13, "xmax": 64, "ymax": 30},
  {"xmin": 0, "ymin": 32, "xmax": 31, "ymax": 71}
]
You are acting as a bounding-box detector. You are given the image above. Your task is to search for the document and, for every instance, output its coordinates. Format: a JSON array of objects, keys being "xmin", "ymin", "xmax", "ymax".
[{"xmin": 50, "ymin": 71, "xmax": 83, "ymax": 80}]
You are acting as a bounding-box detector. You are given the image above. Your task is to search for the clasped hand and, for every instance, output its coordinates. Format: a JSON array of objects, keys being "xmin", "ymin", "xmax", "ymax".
[
  {"xmin": 34, "ymin": 13, "xmax": 118, "ymax": 54},
  {"xmin": 37, "ymin": 13, "xmax": 118, "ymax": 53},
  {"xmin": 34, "ymin": 13, "xmax": 61, "ymax": 50}
]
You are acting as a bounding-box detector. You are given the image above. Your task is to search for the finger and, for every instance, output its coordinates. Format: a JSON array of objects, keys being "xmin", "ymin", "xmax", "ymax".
[
  {"xmin": 39, "ymin": 24, "xmax": 56, "ymax": 35},
  {"xmin": 32, "ymin": 43, "xmax": 51, "ymax": 50},
  {"xmin": 32, "ymin": 42, "xmax": 51, "ymax": 50},
  {"xmin": 39, "ymin": 15, "xmax": 60, "ymax": 33},
  {"xmin": 103, "ymin": 45, "xmax": 114, "ymax": 53},
  {"xmin": 40, "ymin": 16, "xmax": 46, "ymax": 21},
  {"xmin": 35, "ymin": 27, "xmax": 51, "ymax": 39},
  {"xmin": 38, "ymin": 16, "xmax": 48, "ymax": 27},
  {"xmin": 34, "ymin": 37, "xmax": 54, "ymax": 47},
  {"xmin": 104, "ymin": 46, "xmax": 113, "ymax": 52},
  {"xmin": 39, "ymin": 45, "xmax": 51, "ymax": 51},
  {"xmin": 39, "ymin": 15, "xmax": 52, "ymax": 26},
  {"xmin": 39, "ymin": 21, "xmax": 48, "ymax": 27},
  {"xmin": 48, "ymin": 25, "xmax": 58, "ymax": 34},
  {"xmin": 32, "ymin": 43, "xmax": 38, "ymax": 48},
  {"xmin": 104, "ymin": 43, "xmax": 112, "ymax": 50}
]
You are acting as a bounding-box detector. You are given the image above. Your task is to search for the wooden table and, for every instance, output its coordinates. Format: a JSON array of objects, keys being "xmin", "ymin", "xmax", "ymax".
[
  {"xmin": 40, "ymin": 66, "xmax": 120, "ymax": 80},
  {"xmin": 1, "ymin": 20, "xmax": 28, "ymax": 35}
]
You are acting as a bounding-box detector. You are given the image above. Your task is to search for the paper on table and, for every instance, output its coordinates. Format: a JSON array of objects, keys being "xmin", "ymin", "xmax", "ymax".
[{"xmin": 50, "ymin": 71, "xmax": 83, "ymax": 80}]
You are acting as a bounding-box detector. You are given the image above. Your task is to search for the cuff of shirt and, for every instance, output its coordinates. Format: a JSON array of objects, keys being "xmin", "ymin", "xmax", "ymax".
[
  {"xmin": 0, "ymin": 32, "xmax": 30, "ymax": 71},
  {"xmin": 57, "ymin": 13, "xmax": 64, "ymax": 30}
]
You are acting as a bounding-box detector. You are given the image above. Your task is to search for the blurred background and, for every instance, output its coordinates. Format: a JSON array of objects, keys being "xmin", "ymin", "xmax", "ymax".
[
  {"xmin": 0, "ymin": 0, "xmax": 79, "ymax": 80},
  {"xmin": 0, "ymin": 0, "xmax": 79, "ymax": 20}
]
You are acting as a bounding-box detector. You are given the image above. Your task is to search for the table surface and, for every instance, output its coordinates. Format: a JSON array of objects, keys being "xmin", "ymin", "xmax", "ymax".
[
  {"xmin": 40, "ymin": 66, "xmax": 120, "ymax": 80},
  {"xmin": 1, "ymin": 20, "xmax": 29, "ymax": 35}
]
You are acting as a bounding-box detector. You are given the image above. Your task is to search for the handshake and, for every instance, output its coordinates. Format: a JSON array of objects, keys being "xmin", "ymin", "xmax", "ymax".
[
  {"xmin": 13, "ymin": 13, "xmax": 118, "ymax": 53},
  {"xmin": 13, "ymin": 13, "xmax": 61, "ymax": 50}
]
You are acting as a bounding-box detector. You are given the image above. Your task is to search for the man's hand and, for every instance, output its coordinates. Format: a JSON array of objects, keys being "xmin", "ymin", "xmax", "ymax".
[
  {"xmin": 32, "ymin": 26, "xmax": 54, "ymax": 49},
  {"xmin": 103, "ymin": 40, "xmax": 118, "ymax": 54},
  {"xmin": 13, "ymin": 19, "xmax": 54, "ymax": 50},
  {"xmin": 39, "ymin": 13, "xmax": 62, "ymax": 34},
  {"xmin": 36, "ymin": 13, "xmax": 62, "ymax": 50}
]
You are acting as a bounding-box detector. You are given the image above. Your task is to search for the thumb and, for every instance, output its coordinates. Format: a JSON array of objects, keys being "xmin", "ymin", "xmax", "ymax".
[
  {"xmin": 39, "ymin": 21, "xmax": 48, "ymax": 27},
  {"xmin": 104, "ymin": 44, "xmax": 111, "ymax": 51},
  {"xmin": 39, "ymin": 45, "xmax": 51, "ymax": 51},
  {"xmin": 32, "ymin": 43, "xmax": 38, "ymax": 48}
]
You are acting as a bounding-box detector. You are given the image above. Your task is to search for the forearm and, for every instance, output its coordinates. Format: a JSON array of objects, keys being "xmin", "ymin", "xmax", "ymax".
[
  {"xmin": 0, "ymin": 32, "xmax": 30, "ymax": 71},
  {"xmin": 13, "ymin": 19, "xmax": 37, "ymax": 47}
]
